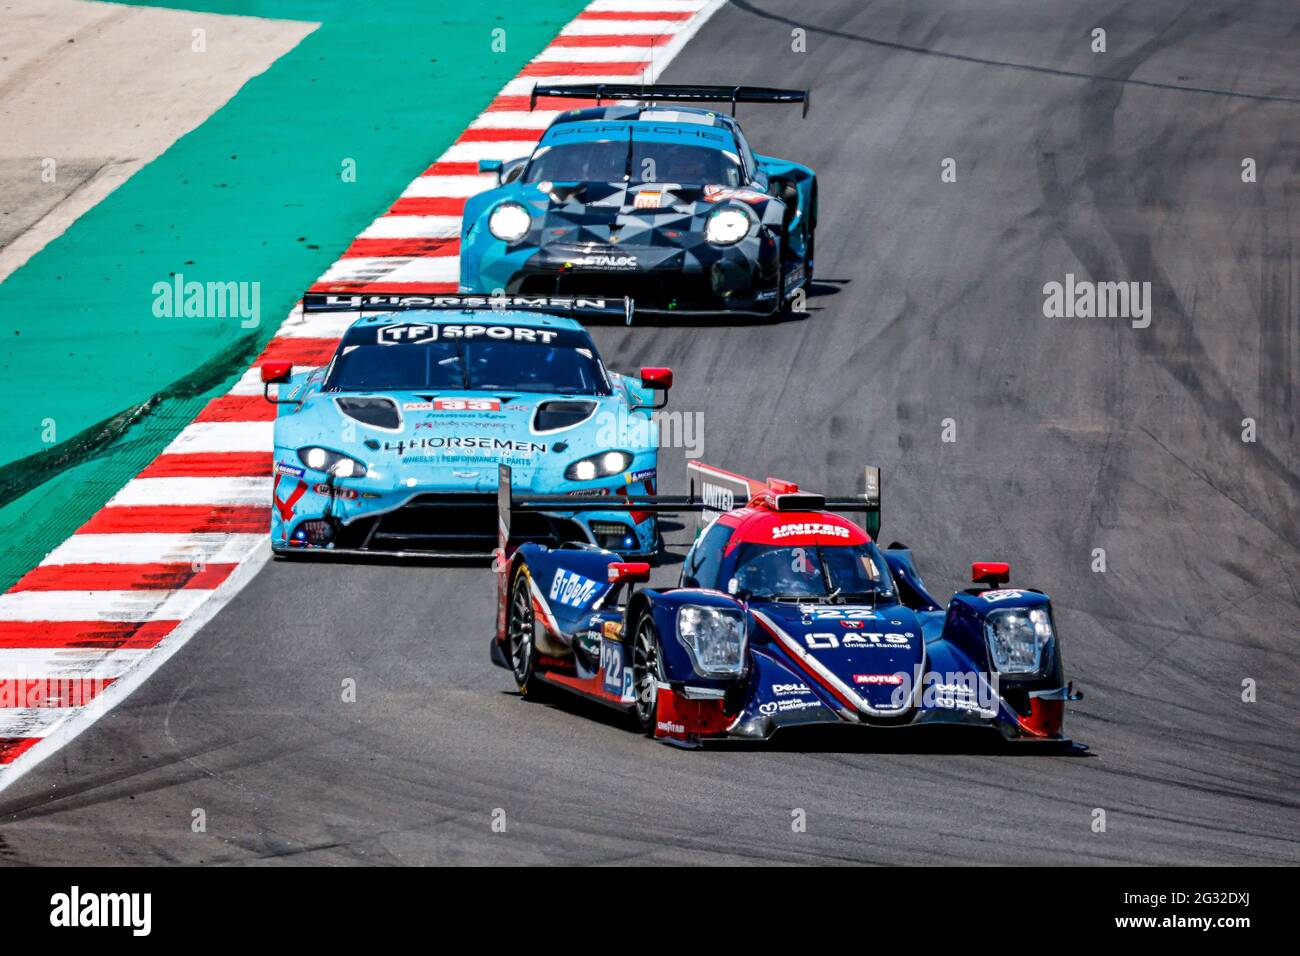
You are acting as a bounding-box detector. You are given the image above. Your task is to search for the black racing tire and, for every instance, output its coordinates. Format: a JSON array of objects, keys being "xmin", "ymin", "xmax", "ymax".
[
  {"xmin": 507, "ymin": 566, "xmax": 553, "ymax": 701},
  {"xmin": 630, "ymin": 614, "xmax": 663, "ymax": 735}
]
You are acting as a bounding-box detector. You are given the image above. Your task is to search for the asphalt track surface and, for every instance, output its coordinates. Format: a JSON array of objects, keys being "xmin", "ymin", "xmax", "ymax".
[{"xmin": 2, "ymin": 0, "xmax": 1297, "ymax": 865}]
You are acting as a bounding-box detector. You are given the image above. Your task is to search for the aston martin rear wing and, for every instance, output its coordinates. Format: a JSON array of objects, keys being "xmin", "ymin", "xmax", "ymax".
[
  {"xmin": 529, "ymin": 83, "xmax": 810, "ymax": 117},
  {"xmin": 302, "ymin": 292, "xmax": 633, "ymax": 324},
  {"xmin": 495, "ymin": 460, "xmax": 880, "ymax": 558}
]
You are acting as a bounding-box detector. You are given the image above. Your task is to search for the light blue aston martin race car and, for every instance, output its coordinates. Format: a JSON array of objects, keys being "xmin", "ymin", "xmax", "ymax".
[{"xmin": 261, "ymin": 293, "xmax": 671, "ymax": 558}]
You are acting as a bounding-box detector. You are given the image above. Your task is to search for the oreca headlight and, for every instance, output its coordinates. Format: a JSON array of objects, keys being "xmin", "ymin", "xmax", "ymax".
[
  {"xmin": 677, "ymin": 605, "xmax": 747, "ymax": 677},
  {"xmin": 488, "ymin": 202, "xmax": 531, "ymax": 242},
  {"xmin": 565, "ymin": 450, "xmax": 632, "ymax": 481},
  {"xmin": 984, "ymin": 607, "xmax": 1053, "ymax": 675},
  {"xmin": 298, "ymin": 446, "xmax": 368, "ymax": 478},
  {"xmin": 705, "ymin": 206, "xmax": 751, "ymax": 245}
]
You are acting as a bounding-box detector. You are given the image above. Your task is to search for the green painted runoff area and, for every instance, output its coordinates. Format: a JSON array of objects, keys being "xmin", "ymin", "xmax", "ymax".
[{"xmin": 0, "ymin": 0, "xmax": 587, "ymax": 588}]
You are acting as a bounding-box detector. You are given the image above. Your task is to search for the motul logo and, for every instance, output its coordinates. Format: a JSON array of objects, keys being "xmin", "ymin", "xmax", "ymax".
[{"xmin": 854, "ymin": 674, "xmax": 904, "ymax": 686}]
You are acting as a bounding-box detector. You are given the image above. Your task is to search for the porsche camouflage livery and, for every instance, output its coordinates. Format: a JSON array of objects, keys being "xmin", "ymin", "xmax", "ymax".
[
  {"xmin": 490, "ymin": 461, "xmax": 1083, "ymax": 748},
  {"xmin": 460, "ymin": 84, "xmax": 816, "ymax": 317},
  {"xmin": 261, "ymin": 294, "xmax": 673, "ymax": 558}
]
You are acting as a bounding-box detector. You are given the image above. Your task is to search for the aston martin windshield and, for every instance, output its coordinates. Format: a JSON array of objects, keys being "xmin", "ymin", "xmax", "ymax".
[
  {"xmin": 325, "ymin": 324, "xmax": 610, "ymax": 395},
  {"xmin": 732, "ymin": 541, "xmax": 895, "ymax": 601},
  {"xmin": 525, "ymin": 140, "xmax": 742, "ymax": 186}
]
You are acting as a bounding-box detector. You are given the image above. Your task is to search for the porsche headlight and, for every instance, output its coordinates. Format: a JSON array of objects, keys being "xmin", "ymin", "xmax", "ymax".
[
  {"xmin": 298, "ymin": 446, "xmax": 368, "ymax": 478},
  {"xmin": 677, "ymin": 605, "xmax": 746, "ymax": 677},
  {"xmin": 705, "ymin": 206, "xmax": 751, "ymax": 245},
  {"xmin": 565, "ymin": 450, "xmax": 632, "ymax": 481},
  {"xmin": 488, "ymin": 202, "xmax": 531, "ymax": 243},
  {"xmin": 984, "ymin": 607, "xmax": 1053, "ymax": 675}
]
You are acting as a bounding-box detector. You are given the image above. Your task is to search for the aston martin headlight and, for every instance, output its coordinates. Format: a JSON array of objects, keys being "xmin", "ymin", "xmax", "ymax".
[
  {"xmin": 488, "ymin": 202, "xmax": 531, "ymax": 242},
  {"xmin": 705, "ymin": 206, "xmax": 751, "ymax": 245},
  {"xmin": 298, "ymin": 446, "xmax": 368, "ymax": 478},
  {"xmin": 984, "ymin": 607, "xmax": 1053, "ymax": 675},
  {"xmin": 564, "ymin": 450, "xmax": 632, "ymax": 481},
  {"xmin": 677, "ymin": 605, "xmax": 747, "ymax": 677}
]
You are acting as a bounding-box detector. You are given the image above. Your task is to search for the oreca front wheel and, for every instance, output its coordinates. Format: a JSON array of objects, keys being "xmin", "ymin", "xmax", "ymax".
[
  {"xmin": 630, "ymin": 615, "xmax": 663, "ymax": 735},
  {"xmin": 507, "ymin": 566, "xmax": 552, "ymax": 701}
]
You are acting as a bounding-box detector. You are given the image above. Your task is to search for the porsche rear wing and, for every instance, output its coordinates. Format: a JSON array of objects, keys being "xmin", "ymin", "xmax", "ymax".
[
  {"xmin": 495, "ymin": 460, "xmax": 880, "ymax": 557},
  {"xmin": 529, "ymin": 83, "xmax": 810, "ymax": 117},
  {"xmin": 301, "ymin": 292, "xmax": 633, "ymax": 324}
]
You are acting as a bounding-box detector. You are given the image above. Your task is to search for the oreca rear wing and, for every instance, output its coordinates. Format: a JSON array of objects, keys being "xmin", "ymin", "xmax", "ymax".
[
  {"xmin": 529, "ymin": 83, "xmax": 810, "ymax": 118},
  {"xmin": 301, "ymin": 292, "xmax": 634, "ymax": 324},
  {"xmin": 495, "ymin": 460, "xmax": 881, "ymax": 557}
]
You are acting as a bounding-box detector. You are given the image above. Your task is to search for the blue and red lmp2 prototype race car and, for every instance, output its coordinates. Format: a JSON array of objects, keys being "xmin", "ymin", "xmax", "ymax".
[{"xmin": 490, "ymin": 461, "xmax": 1083, "ymax": 748}]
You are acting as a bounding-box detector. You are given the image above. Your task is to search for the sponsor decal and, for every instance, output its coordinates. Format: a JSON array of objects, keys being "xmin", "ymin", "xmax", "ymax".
[
  {"xmin": 657, "ymin": 720, "xmax": 686, "ymax": 735},
  {"xmin": 600, "ymin": 637, "xmax": 624, "ymax": 695},
  {"xmin": 981, "ymin": 589, "xmax": 1025, "ymax": 602},
  {"xmin": 312, "ymin": 483, "xmax": 359, "ymax": 500},
  {"xmin": 403, "ymin": 402, "xmax": 434, "ymax": 410},
  {"xmin": 626, "ymin": 468, "xmax": 656, "ymax": 483},
  {"xmin": 568, "ymin": 255, "xmax": 639, "ymax": 269},
  {"xmin": 854, "ymin": 673, "xmax": 905, "ymax": 686},
  {"xmin": 784, "ymin": 263, "xmax": 806, "ymax": 293},
  {"xmin": 275, "ymin": 462, "xmax": 304, "ymax": 478},
  {"xmin": 377, "ymin": 323, "xmax": 437, "ymax": 346},
  {"xmin": 841, "ymin": 621, "xmax": 866, "ymax": 629},
  {"xmin": 759, "ymin": 698, "xmax": 821, "ymax": 715},
  {"xmin": 804, "ymin": 631, "xmax": 913, "ymax": 650},
  {"xmin": 315, "ymin": 293, "xmax": 610, "ymax": 312},
  {"xmin": 772, "ymin": 682, "xmax": 810, "ymax": 696},
  {"xmin": 549, "ymin": 569, "xmax": 602, "ymax": 608},
  {"xmin": 929, "ymin": 682, "xmax": 987, "ymax": 712},
  {"xmin": 633, "ymin": 191, "xmax": 663, "ymax": 210},
  {"xmin": 703, "ymin": 185, "xmax": 768, "ymax": 205},
  {"xmin": 702, "ymin": 481, "xmax": 735, "ymax": 512},
  {"xmin": 802, "ymin": 607, "xmax": 879, "ymax": 620},
  {"xmin": 377, "ymin": 322, "xmax": 558, "ymax": 345},
  {"xmin": 434, "ymin": 398, "xmax": 501, "ymax": 411},
  {"xmin": 771, "ymin": 522, "xmax": 850, "ymax": 540},
  {"xmin": 602, "ymin": 620, "xmax": 623, "ymax": 641},
  {"xmin": 381, "ymin": 437, "xmax": 545, "ymax": 456}
]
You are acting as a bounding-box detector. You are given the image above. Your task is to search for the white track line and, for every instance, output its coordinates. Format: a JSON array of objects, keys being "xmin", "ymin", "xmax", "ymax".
[
  {"xmin": 41, "ymin": 533, "xmax": 266, "ymax": 566},
  {"xmin": 108, "ymin": 477, "xmax": 272, "ymax": 507},
  {"xmin": 0, "ymin": 589, "xmax": 215, "ymax": 622},
  {"xmin": 163, "ymin": 421, "xmax": 274, "ymax": 453},
  {"xmin": 358, "ymin": 215, "xmax": 461, "ymax": 240}
]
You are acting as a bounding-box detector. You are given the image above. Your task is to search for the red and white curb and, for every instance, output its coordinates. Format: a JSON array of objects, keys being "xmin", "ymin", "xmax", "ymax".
[{"xmin": 0, "ymin": 0, "xmax": 723, "ymax": 792}]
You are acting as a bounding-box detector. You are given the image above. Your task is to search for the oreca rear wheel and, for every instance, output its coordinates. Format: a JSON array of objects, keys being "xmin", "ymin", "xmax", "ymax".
[
  {"xmin": 631, "ymin": 615, "xmax": 662, "ymax": 735},
  {"xmin": 507, "ymin": 566, "xmax": 552, "ymax": 701}
]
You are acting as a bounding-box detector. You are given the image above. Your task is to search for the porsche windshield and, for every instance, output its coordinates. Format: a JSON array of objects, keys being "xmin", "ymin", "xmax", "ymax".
[
  {"xmin": 525, "ymin": 140, "xmax": 742, "ymax": 186},
  {"xmin": 731, "ymin": 541, "xmax": 895, "ymax": 602},
  {"xmin": 325, "ymin": 323, "xmax": 610, "ymax": 395}
]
